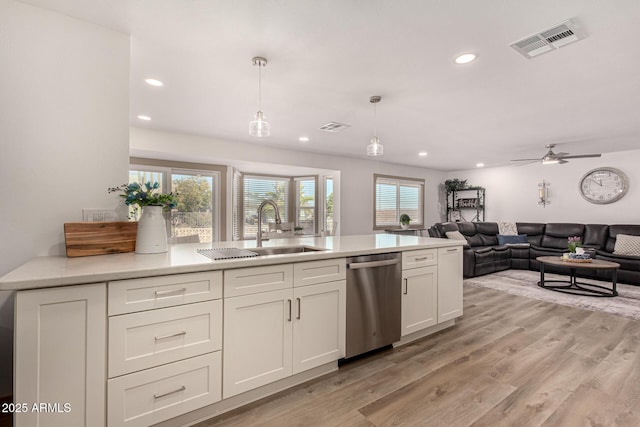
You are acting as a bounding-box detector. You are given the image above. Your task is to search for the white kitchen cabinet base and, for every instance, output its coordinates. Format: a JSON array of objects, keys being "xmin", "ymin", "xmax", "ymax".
[{"xmin": 151, "ymin": 361, "xmax": 338, "ymax": 427}]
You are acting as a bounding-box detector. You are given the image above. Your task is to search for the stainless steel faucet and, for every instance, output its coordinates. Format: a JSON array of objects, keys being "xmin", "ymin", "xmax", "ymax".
[{"xmin": 256, "ymin": 199, "xmax": 282, "ymax": 247}]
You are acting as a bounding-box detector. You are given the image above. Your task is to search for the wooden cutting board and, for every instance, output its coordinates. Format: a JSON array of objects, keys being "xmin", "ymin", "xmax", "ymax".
[{"xmin": 64, "ymin": 222, "xmax": 137, "ymax": 257}]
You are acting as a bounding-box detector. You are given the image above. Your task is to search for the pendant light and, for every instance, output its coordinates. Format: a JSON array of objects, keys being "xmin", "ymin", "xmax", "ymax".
[
  {"xmin": 249, "ymin": 56, "xmax": 270, "ymax": 137},
  {"xmin": 367, "ymin": 95, "xmax": 383, "ymax": 156}
]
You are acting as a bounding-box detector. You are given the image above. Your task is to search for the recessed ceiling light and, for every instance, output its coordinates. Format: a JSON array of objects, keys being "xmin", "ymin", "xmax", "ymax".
[
  {"xmin": 137, "ymin": 115, "xmax": 151, "ymax": 121},
  {"xmin": 298, "ymin": 136, "xmax": 309, "ymax": 142},
  {"xmin": 145, "ymin": 78, "xmax": 163, "ymax": 87},
  {"xmin": 454, "ymin": 53, "xmax": 477, "ymax": 64},
  {"xmin": 418, "ymin": 151, "xmax": 428, "ymax": 157},
  {"xmin": 476, "ymin": 163, "xmax": 485, "ymax": 167}
]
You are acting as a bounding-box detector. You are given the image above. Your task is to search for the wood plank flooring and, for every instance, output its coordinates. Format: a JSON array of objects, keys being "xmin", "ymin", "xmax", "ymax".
[{"xmin": 196, "ymin": 284, "xmax": 640, "ymax": 427}]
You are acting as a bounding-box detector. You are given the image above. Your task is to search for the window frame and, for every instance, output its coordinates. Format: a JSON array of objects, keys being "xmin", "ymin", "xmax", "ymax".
[
  {"xmin": 129, "ymin": 158, "xmax": 226, "ymax": 241},
  {"xmin": 373, "ymin": 173, "xmax": 425, "ymax": 230}
]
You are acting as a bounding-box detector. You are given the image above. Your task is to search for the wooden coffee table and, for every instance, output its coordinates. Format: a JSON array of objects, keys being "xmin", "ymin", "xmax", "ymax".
[{"xmin": 536, "ymin": 256, "xmax": 620, "ymax": 297}]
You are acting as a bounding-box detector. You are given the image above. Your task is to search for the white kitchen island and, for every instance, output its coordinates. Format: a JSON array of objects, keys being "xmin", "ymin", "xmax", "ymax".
[{"xmin": 0, "ymin": 234, "xmax": 463, "ymax": 427}]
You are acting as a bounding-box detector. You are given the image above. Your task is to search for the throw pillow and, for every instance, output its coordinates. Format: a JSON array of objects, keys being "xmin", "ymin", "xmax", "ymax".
[
  {"xmin": 613, "ymin": 234, "xmax": 640, "ymax": 256},
  {"xmin": 498, "ymin": 221, "xmax": 518, "ymax": 236},
  {"xmin": 445, "ymin": 231, "xmax": 467, "ymax": 241},
  {"xmin": 497, "ymin": 234, "xmax": 529, "ymax": 246}
]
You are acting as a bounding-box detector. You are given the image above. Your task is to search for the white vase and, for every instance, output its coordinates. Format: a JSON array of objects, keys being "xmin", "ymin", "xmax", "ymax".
[
  {"xmin": 136, "ymin": 206, "xmax": 168, "ymax": 254},
  {"xmin": 401, "ymin": 223, "xmax": 410, "ymax": 230}
]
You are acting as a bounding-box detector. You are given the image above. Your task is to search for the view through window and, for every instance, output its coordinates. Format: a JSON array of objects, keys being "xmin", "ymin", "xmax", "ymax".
[{"xmin": 374, "ymin": 174, "xmax": 424, "ymax": 229}]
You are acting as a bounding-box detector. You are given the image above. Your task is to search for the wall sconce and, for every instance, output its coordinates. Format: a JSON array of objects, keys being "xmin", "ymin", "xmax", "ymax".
[{"xmin": 538, "ymin": 180, "xmax": 550, "ymax": 207}]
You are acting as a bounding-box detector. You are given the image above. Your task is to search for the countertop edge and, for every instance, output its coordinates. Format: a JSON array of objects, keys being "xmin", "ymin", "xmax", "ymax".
[{"xmin": 0, "ymin": 236, "xmax": 462, "ymax": 291}]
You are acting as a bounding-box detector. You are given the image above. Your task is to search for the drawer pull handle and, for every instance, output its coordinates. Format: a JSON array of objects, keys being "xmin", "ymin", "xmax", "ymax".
[
  {"xmin": 296, "ymin": 298, "xmax": 301, "ymax": 320},
  {"xmin": 155, "ymin": 331, "xmax": 187, "ymax": 341},
  {"xmin": 154, "ymin": 385, "xmax": 186, "ymax": 399},
  {"xmin": 287, "ymin": 299, "xmax": 292, "ymax": 322},
  {"xmin": 447, "ymin": 248, "xmax": 458, "ymax": 252},
  {"xmin": 155, "ymin": 288, "xmax": 187, "ymax": 297},
  {"xmin": 404, "ymin": 278, "xmax": 408, "ymax": 295},
  {"xmin": 414, "ymin": 257, "xmax": 429, "ymax": 261}
]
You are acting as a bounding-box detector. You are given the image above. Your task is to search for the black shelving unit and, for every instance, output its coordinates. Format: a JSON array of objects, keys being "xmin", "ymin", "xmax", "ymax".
[{"xmin": 446, "ymin": 187, "xmax": 485, "ymax": 222}]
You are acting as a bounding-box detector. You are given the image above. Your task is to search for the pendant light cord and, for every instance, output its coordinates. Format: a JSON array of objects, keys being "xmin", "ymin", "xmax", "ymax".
[{"xmin": 258, "ymin": 63, "xmax": 262, "ymax": 111}]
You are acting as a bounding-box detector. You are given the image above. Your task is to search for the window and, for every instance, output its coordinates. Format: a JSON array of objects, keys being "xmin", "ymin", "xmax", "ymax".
[
  {"xmin": 240, "ymin": 175, "xmax": 290, "ymax": 240},
  {"xmin": 324, "ymin": 177, "xmax": 336, "ymax": 235},
  {"xmin": 295, "ymin": 177, "xmax": 316, "ymax": 235},
  {"xmin": 374, "ymin": 174, "xmax": 424, "ymax": 229},
  {"xmin": 234, "ymin": 173, "xmax": 322, "ymax": 240},
  {"xmin": 129, "ymin": 159, "xmax": 225, "ymax": 242}
]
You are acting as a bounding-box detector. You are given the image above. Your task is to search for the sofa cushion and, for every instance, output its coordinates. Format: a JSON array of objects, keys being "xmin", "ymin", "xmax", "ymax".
[
  {"xmin": 614, "ymin": 234, "xmax": 640, "ymax": 256},
  {"xmin": 445, "ymin": 230, "xmax": 467, "ymax": 241},
  {"xmin": 498, "ymin": 222, "xmax": 518, "ymax": 235},
  {"xmin": 605, "ymin": 225, "xmax": 640, "ymax": 253},
  {"xmin": 583, "ymin": 224, "xmax": 609, "ymax": 249},
  {"xmin": 516, "ymin": 223, "xmax": 545, "ymax": 246},
  {"xmin": 541, "ymin": 223, "xmax": 585, "ymax": 249},
  {"xmin": 497, "ymin": 234, "xmax": 529, "ymax": 246}
]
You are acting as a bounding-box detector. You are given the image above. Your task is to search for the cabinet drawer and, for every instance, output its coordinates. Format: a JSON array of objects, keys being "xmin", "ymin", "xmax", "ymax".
[
  {"xmin": 294, "ymin": 258, "xmax": 346, "ymax": 287},
  {"xmin": 108, "ymin": 271, "xmax": 222, "ymax": 315},
  {"xmin": 224, "ymin": 264, "xmax": 293, "ymax": 297},
  {"xmin": 107, "ymin": 352, "xmax": 221, "ymax": 427},
  {"xmin": 402, "ymin": 249, "xmax": 437, "ymax": 269},
  {"xmin": 109, "ymin": 300, "xmax": 222, "ymax": 377}
]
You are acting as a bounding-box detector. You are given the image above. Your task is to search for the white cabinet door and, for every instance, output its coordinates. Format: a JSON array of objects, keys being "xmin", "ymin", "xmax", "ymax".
[
  {"xmin": 223, "ymin": 289, "xmax": 293, "ymax": 398},
  {"xmin": 401, "ymin": 266, "xmax": 438, "ymax": 336},
  {"xmin": 437, "ymin": 246, "xmax": 464, "ymax": 322},
  {"xmin": 292, "ymin": 280, "xmax": 345, "ymax": 374},
  {"xmin": 15, "ymin": 283, "xmax": 106, "ymax": 427}
]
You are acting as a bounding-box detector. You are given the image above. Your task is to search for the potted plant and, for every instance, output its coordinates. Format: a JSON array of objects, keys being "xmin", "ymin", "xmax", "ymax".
[
  {"xmin": 294, "ymin": 226, "xmax": 304, "ymax": 235},
  {"xmin": 444, "ymin": 179, "xmax": 468, "ymax": 193},
  {"xmin": 108, "ymin": 182, "xmax": 178, "ymax": 254},
  {"xmin": 399, "ymin": 214, "xmax": 411, "ymax": 230}
]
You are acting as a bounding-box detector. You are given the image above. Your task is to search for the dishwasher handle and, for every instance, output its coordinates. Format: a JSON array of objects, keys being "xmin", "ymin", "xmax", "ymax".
[{"xmin": 347, "ymin": 258, "xmax": 400, "ymax": 270}]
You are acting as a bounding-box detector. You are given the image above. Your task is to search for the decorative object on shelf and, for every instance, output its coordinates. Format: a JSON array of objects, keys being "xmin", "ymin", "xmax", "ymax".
[
  {"xmin": 538, "ymin": 180, "xmax": 550, "ymax": 207},
  {"xmin": 445, "ymin": 183, "xmax": 485, "ymax": 222},
  {"xmin": 294, "ymin": 226, "xmax": 304, "ymax": 235},
  {"xmin": 108, "ymin": 182, "xmax": 177, "ymax": 254},
  {"xmin": 399, "ymin": 214, "xmax": 411, "ymax": 229},
  {"xmin": 367, "ymin": 96, "xmax": 383, "ymax": 156},
  {"xmin": 444, "ymin": 178, "xmax": 468, "ymax": 192},
  {"xmin": 578, "ymin": 167, "xmax": 628, "ymax": 204},
  {"xmin": 249, "ymin": 56, "xmax": 270, "ymax": 137}
]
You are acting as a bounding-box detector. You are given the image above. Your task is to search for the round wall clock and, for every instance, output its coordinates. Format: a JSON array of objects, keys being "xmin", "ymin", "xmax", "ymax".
[{"xmin": 579, "ymin": 167, "xmax": 629, "ymax": 204}]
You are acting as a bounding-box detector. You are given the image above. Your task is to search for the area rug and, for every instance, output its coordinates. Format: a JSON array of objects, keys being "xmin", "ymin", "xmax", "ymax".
[{"xmin": 464, "ymin": 269, "xmax": 640, "ymax": 321}]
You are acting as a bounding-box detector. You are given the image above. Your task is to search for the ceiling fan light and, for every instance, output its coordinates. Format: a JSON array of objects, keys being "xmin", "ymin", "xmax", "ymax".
[
  {"xmin": 367, "ymin": 136, "xmax": 383, "ymax": 156},
  {"xmin": 542, "ymin": 158, "xmax": 560, "ymax": 165},
  {"xmin": 249, "ymin": 111, "xmax": 270, "ymax": 137}
]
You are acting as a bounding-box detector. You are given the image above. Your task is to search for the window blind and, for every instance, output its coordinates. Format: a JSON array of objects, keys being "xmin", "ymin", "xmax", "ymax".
[
  {"xmin": 242, "ymin": 175, "xmax": 289, "ymax": 239},
  {"xmin": 374, "ymin": 175, "xmax": 424, "ymax": 228}
]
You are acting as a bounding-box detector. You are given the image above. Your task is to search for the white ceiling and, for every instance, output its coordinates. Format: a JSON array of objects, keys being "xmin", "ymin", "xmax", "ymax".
[{"xmin": 22, "ymin": 0, "xmax": 640, "ymax": 171}]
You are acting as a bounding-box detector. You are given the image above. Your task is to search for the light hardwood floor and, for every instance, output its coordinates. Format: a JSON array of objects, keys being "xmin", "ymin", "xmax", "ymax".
[{"xmin": 197, "ymin": 284, "xmax": 640, "ymax": 427}]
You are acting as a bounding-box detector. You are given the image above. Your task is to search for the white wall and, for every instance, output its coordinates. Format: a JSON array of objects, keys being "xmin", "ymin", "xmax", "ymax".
[
  {"xmin": 0, "ymin": 1, "xmax": 130, "ymax": 396},
  {"xmin": 131, "ymin": 127, "xmax": 448, "ymax": 235},
  {"xmin": 446, "ymin": 149, "xmax": 640, "ymax": 224}
]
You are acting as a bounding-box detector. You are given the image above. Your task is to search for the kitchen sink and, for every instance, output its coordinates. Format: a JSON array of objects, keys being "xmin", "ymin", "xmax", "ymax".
[{"xmin": 249, "ymin": 246, "xmax": 326, "ymax": 256}]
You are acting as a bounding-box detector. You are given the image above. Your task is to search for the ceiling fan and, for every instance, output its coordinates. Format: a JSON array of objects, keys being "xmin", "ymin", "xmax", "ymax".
[{"xmin": 511, "ymin": 144, "xmax": 601, "ymax": 165}]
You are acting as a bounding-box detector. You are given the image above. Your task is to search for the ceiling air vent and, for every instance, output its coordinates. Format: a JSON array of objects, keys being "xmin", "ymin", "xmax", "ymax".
[
  {"xmin": 319, "ymin": 122, "xmax": 351, "ymax": 133},
  {"xmin": 510, "ymin": 19, "xmax": 586, "ymax": 59}
]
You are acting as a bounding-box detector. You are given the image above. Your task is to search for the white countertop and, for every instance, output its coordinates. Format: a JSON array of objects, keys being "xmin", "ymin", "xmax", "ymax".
[{"xmin": 0, "ymin": 234, "xmax": 460, "ymax": 291}]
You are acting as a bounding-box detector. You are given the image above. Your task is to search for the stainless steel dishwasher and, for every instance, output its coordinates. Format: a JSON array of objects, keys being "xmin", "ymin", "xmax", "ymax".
[{"xmin": 345, "ymin": 252, "xmax": 402, "ymax": 359}]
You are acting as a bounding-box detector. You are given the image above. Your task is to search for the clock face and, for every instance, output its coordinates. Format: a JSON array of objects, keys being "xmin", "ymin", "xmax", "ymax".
[{"xmin": 579, "ymin": 167, "xmax": 628, "ymax": 204}]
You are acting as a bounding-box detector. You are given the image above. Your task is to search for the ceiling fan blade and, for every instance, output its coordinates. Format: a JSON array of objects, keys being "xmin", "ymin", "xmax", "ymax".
[
  {"xmin": 510, "ymin": 158, "xmax": 541, "ymax": 162},
  {"xmin": 513, "ymin": 160, "xmax": 539, "ymax": 166},
  {"xmin": 558, "ymin": 153, "xmax": 601, "ymax": 159},
  {"xmin": 554, "ymin": 152, "xmax": 570, "ymax": 157},
  {"xmin": 558, "ymin": 159, "xmax": 568, "ymax": 164}
]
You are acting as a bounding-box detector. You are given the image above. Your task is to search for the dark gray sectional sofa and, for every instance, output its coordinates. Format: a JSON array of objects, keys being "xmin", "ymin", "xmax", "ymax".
[{"xmin": 430, "ymin": 222, "xmax": 640, "ymax": 285}]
